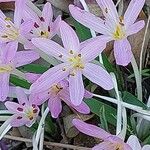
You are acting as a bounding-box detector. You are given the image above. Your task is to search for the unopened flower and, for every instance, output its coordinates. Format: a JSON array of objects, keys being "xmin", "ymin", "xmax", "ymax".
[
  {"xmin": 127, "ymin": 135, "xmax": 150, "ymax": 150},
  {"xmin": 24, "ymin": 2, "xmax": 61, "ymax": 41},
  {"xmin": 0, "ymin": 42, "xmax": 39, "ymax": 101},
  {"xmin": 31, "ymin": 21, "xmax": 113, "ymax": 106},
  {"xmin": 5, "ymin": 87, "xmax": 39, "ymax": 127},
  {"xmin": 26, "ymin": 73, "xmax": 91, "ymax": 118},
  {"xmin": 69, "ymin": 0, "xmax": 145, "ymax": 66},
  {"xmin": 73, "ymin": 119, "xmax": 132, "ymax": 150},
  {"xmin": 0, "ymin": 0, "xmax": 33, "ymax": 45}
]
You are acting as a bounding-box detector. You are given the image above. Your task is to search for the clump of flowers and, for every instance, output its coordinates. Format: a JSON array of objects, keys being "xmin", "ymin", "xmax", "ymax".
[{"xmin": 0, "ymin": 0, "xmax": 149, "ymax": 150}]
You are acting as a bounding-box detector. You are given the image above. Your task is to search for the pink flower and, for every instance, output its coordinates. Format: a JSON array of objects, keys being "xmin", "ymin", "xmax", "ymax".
[
  {"xmin": 69, "ymin": 0, "xmax": 145, "ymax": 66},
  {"xmin": 31, "ymin": 21, "xmax": 113, "ymax": 106},
  {"xmin": 26, "ymin": 73, "xmax": 91, "ymax": 118},
  {"xmin": 73, "ymin": 119, "xmax": 132, "ymax": 150},
  {"xmin": 24, "ymin": 2, "xmax": 61, "ymax": 40},
  {"xmin": 0, "ymin": 42, "xmax": 39, "ymax": 101},
  {"xmin": 0, "ymin": 0, "xmax": 33, "ymax": 44},
  {"xmin": 5, "ymin": 87, "xmax": 39, "ymax": 127}
]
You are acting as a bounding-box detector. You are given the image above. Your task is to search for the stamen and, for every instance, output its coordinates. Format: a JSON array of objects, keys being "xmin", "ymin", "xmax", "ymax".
[
  {"xmin": 17, "ymin": 107, "xmax": 23, "ymax": 111},
  {"xmin": 6, "ymin": 25, "xmax": 11, "ymax": 28},
  {"xmin": 70, "ymin": 72, "xmax": 75, "ymax": 76},
  {"xmin": 32, "ymin": 104, "xmax": 36, "ymax": 108},
  {"xmin": 41, "ymin": 31, "xmax": 45, "ymax": 36},
  {"xmin": 105, "ymin": 8, "xmax": 108, "ymax": 13},
  {"xmin": 29, "ymin": 116, "xmax": 33, "ymax": 120},
  {"xmin": 22, "ymin": 103, "xmax": 25, "ymax": 106},
  {"xmin": 62, "ymin": 67, "xmax": 66, "ymax": 71},
  {"xmin": 5, "ymin": 17, "xmax": 11, "ymax": 21},
  {"xmin": 17, "ymin": 116, "xmax": 22, "ymax": 119},
  {"xmin": 1, "ymin": 35, "xmax": 8, "ymax": 38},
  {"xmin": 33, "ymin": 109, "xmax": 38, "ymax": 113},
  {"xmin": 48, "ymin": 26, "xmax": 50, "ymax": 32},
  {"xmin": 59, "ymin": 54, "xmax": 63, "ymax": 58},
  {"xmin": 78, "ymin": 54, "xmax": 81, "ymax": 57},
  {"xmin": 34, "ymin": 22, "xmax": 40, "ymax": 28},
  {"xmin": 40, "ymin": 17, "xmax": 45, "ymax": 22},
  {"xmin": 69, "ymin": 50, "xmax": 74, "ymax": 54}
]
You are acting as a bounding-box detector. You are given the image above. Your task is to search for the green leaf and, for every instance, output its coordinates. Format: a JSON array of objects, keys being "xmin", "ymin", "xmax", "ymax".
[
  {"xmin": 122, "ymin": 91, "xmax": 147, "ymax": 109},
  {"xmin": 71, "ymin": 18, "xmax": 91, "ymax": 41},
  {"xmin": 85, "ymin": 98, "xmax": 117, "ymax": 126},
  {"xmin": 19, "ymin": 64, "xmax": 49, "ymax": 74},
  {"xmin": 10, "ymin": 75, "xmax": 31, "ymax": 89}
]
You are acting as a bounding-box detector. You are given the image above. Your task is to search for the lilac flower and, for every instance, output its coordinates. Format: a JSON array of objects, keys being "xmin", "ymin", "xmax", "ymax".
[
  {"xmin": 69, "ymin": 0, "xmax": 145, "ymax": 66},
  {"xmin": 31, "ymin": 21, "xmax": 113, "ymax": 106},
  {"xmin": 0, "ymin": 42, "xmax": 39, "ymax": 101},
  {"xmin": 24, "ymin": 2, "xmax": 61, "ymax": 40},
  {"xmin": 72, "ymin": 119, "xmax": 132, "ymax": 150},
  {"xmin": 127, "ymin": 135, "xmax": 150, "ymax": 150},
  {"xmin": 0, "ymin": 0, "xmax": 33, "ymax": 45},
  {"xmin": 26, "ymin": 73, "xmax": 91, "ymax": 118},
  {"xmin": 5, "ymin": 87, "xmax": 39, "ymax": 127}
]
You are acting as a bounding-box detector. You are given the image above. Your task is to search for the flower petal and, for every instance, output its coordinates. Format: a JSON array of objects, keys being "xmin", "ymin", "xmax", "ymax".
[
  {"xmin": 48, "ymin": 96, "xmax": 62, "ymax": 118},
  {"xmin": 5, "ymin": 101, "xmax": 24, "ymax": 113},
  {"xmin": 127, "ymin": 20, "xmax": 145, "ymax": 36},
  {"xmin": 14, "ymin": 0, "xmax": 25, "ymax": 27},
  {"xmin": 93, "ymin": 142, "xmax": 113, "ymax": 150},
  {"xmin": 96, "ymin": 0, "xmax": 119, "ymax": 23},
  {"xmin": 124, "ymin": 0, "xmax": 145, "ymax": 27},
  {"xmin": 83, "ymin": 63, "xmax": 113, "ymax": 90},
  {"xmin": 72, "ymin": 119, "xmax": 111, "ymax": 139},
  {"xmin": 60, "ymin": 20, "xmax": 80, "ymax": 52},
  {"xmin": 10, "ymin": 114, "xmax": 29, "ymax": 127},
  {"xmin": 32, "ymin": 38, "xmax": 69, "ymax": 62},
  {"xmin": 114, "ymin": 38, "xmax": 132, "ymax": 66},
  {"xmin": 81, "ymin": 36, "xmax": 107, "ymax": 62},
  {"xmin": 127, "ymin": 135, "xmax": 142, "ymax": 150},
  {"xmin": 59, "ymin": 88, "xmax": 90, "ymax": 114},
  {"xmin": 15, "ymin": 51, "xmax": 40, "ymax": 67},
  {"xmin": 25, "ymin": 73, "xmax": 41, "ymax": 83},
  {"xmin": 0, "ymin": 73, "xmax": 10, "ymax": 101},
  {"xmin": 16, "ymin": 87, "xmax": 29, "ymax": 105},
  {"xmin": 30, "ymin": 63, "xmax": 70, "ymax": 94},
  {"xmin": 69, "ymin": 5, "xmax": 109, "ymax": 35},
  {"xmin": 19, "ymin": 20, "xmax": 34, "ymax": 36},
  {"xmin": 69, "ymin": 70, "xmax": 84, "ymax": 106},
  {"xmin": 42, "ymin": 2, "xmax": 53, "ymax": 26}
]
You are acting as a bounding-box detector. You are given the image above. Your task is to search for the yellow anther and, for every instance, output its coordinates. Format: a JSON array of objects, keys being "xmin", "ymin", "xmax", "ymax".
[
  {"xmin": 113, "ymin": 25, "xmax": 125, "ymax": 40},
  {"xmin": 0, "ymin": 65, "xmax": 13, "ymax": 73},
  {"xmin": 69, "ymin": 50, "xmax": 74, "ymax": 54},
  {"xmin": 40, "ymin": 31, "xmax": 49, "ymax": 38},
  {"xmin": 5, "ymin": 17, "xmax": 11, "ymax": 21},
  {"xmin": 51, "ymin": 84, "xmax": 63, "ymax": 94}
]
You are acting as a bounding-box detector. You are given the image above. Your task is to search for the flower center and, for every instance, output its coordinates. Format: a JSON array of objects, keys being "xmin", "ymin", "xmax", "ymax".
[
  {"xmin": 69, "ymin": 53, "xmax": 84, "ymax": 70},
  {"xmin": 113, "ymin": 25, "xmax": 125, "ymax": 40},
  {"xmin": 0, "ymin": 64, "xmax": 14, "ymax": 73},
  {"xmin": 1, "ymin": 18, "xmax": 19, "ymax": 41},
  {"xmin": 40, "ymin": 30, "xmax": 49, "ymax": 38},
  {"xmin": 51, "ymin": 84, "xmax": 63, "ymax": 95},
  {"xmin": 114, "ymin": 143, "xmax": 124, "ymax": 150},
  {"xmin": 25, "ymin": 107, "xmax": 38, "ymax": 120}
]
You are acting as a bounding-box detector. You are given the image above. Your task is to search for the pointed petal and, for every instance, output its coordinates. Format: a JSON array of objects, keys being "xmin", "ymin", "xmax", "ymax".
[
  {"xmin": 142, "ymin": 145, "xmax": 150, "ymax": 150},
  {"xmin": 127, "ymin": 20, "xmax": 145, "ymax": 36},
  {"xmin": 114, "ymin": 38, "xmax": 132, "ymax": 66},
  {"xmin": 0, "ymin": 73, "xmax": 10, "ymax": 101},
  {"xmin": 1, "ymin": 42, "xmax": 18, "ymax": 63},
  {"xmin": 69, "ymin": 5, "xmax": 109, "ymax": 35},
  {"xmin": 14, "ymin": 0, "xmax": 25, "ymax": 27},
  {"xmin": 81, "ymin": 36, "xmax": 107, "ymax": 62},
  {"xmin": 15, "ymin": 51, "xmax": 40, "ymax": 67},
  {"xmin": 69, "ymin": 70, "xmax": 84, "ymax": 106},
  {"xmin": 124, "ymin": 0, "xmax": 145, "ymax": 27},
  {"xmin": 59, "ymin": 88, "xmax": 90, "ymax": 114},
  {"xmin": 42, "ymin": 2, "xmax": 53, "ymax": 26},
  {"xmin": 83, "ymin": 63, "xmax": 113, "ymax": 90},
  {"xmin": 10, "ymin": 114, "xmax": 28, "ymax": 127},
  {"xmin": 72, "ymin": 119, "xmax": 111, "ymax": 139},
  {"xmin": 5, "ymin": 101, "xmax": 24, "ymax": 113},
  {"xmin": 127, "ymin": 135, "xmax": 142, "ymax": 150},
  {"xmin": 30, "ymin": 63, "xmax": 70, "ymax": 93},
  {"xmin": 16, "ymin": 87, "xmax": 29, "ymax": 105},
  {"xmin": 48, "ymin": 96, "xmax": 62, "ymax": 118},
  {"xmin": 96, "ymin": 0, "xmax": 119, "ymax": 23},
  {"xmin": 60, "ymin": 21, "xmax": 80, "ymax": 52},
  {"xmin": 32, "ymin": 38, "xmax": 69, "ymax": 62},
  {"xmin": 20, "ymin": 20, "xmax": 34, "ymax": 36},
  {"xmin": 51, "ymin": 15, "xmax": 61, "ymax": 37}
]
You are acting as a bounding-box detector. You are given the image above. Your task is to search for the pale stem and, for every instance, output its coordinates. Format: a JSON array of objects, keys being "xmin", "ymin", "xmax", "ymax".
[
  {"xmin": 111, "ymin": 73, "xmax": 122, "ymax": 135},
  {"xmin": 11, "ymin": 69, "xmax": 26, "ymax": 80},
  {"xmin": 93, "ymin": 93, "xmax": 150, "ymax": 116},
  {"xmin": 131, "ymin": 56, "xmax": 142, "ymax": 101}
]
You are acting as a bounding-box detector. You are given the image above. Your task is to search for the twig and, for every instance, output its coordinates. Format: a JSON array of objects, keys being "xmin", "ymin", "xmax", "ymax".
[{"xmin": 4, "ymin": 135, "xmax": 91, "ymax": 150}]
